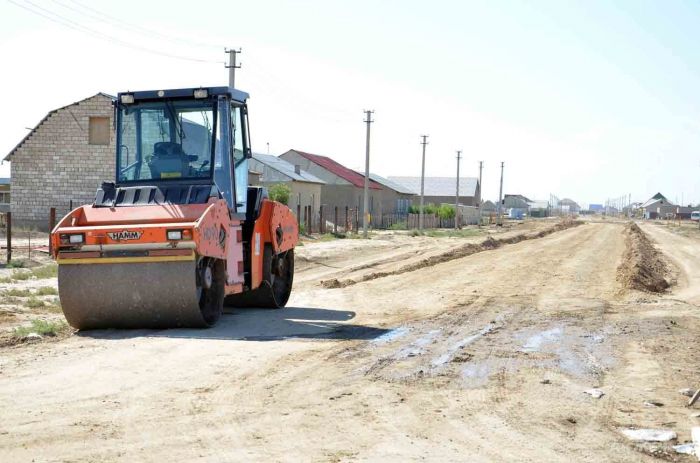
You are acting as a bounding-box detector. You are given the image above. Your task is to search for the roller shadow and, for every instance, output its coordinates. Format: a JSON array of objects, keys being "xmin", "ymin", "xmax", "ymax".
[{"xmin": 77, "ymin": 306, "xmax": 391, "ymax": 342}]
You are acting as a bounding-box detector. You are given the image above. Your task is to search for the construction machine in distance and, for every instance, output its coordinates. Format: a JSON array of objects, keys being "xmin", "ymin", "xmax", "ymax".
[{"xmin": 50, "ymin": 86, "xmax": 298, "ymax": 329}]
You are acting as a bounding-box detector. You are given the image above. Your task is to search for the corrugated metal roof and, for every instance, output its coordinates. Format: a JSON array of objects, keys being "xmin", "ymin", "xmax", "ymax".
[
  {"xmin": 641, "ymin": 193, "xmax": 671, "ymax": 208},
  {"xmin": 387, "ymin": 176, "xmax": 479, "ymax": 197},
  {"xmin": 290, "ymin": 150, "xmax": 382, "ymax": 189},
  {"xmin": 351, "ymin": 170, "xmax": 416, "ymax": 195},
  {"xmin": 252, "ymin": 153, "xmax": 325, "ymax": 184}
]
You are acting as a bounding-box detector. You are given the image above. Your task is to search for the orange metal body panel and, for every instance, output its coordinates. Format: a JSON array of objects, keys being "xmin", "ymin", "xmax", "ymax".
[
  {"xmin": 250, "ymin": 199, "xmax": 299, "ymax": 289},
  {"xmin": 52, "ymin": 197, "xmax": 297, "ymax": 295},
  {"xmin": 51, "ymin": 198, "xmax": 247, "ymax": 296}
]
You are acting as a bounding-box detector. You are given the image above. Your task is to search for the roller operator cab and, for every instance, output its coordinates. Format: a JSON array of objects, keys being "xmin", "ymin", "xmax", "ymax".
[{"xmin": 50, "ymin": 87, "xmax": 299, "ymax": 330}]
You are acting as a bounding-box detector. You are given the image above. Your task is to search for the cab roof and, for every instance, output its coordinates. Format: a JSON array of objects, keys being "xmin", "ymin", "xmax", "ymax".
[{"xmin": 118, "ymin": 86, "xmax": 249, "ymax": 104}]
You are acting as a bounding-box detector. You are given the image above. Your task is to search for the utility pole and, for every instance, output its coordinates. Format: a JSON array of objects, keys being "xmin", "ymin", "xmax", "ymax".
[
  {"xmin": 266, "ymin": 142, "xmax": 270, "ymax": 155},
  {"xmin": 362, "ymin": 110, "xmax": 374, "ymax": 238},
  {"xmin": 497, "ymin": 162, "xmax": 504, "ymax": 226},
  {"xmin": 225, "ymin": 48, "xmax": 242, "ymax": 88},
  {"xmin": 419, "ymin": 135, "xmax": 429, "ymax": 230},
  {"xmin": 477, "ymin": 161, "xmax": 483, "ymax": 226},
  {"xmin": 455, "ymin": 150, "xmax": 462, "ymax": 229}
]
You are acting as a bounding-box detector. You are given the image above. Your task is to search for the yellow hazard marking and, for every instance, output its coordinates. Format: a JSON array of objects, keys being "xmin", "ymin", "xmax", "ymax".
[{"xmin": 57, "ymin": 255, "xmax": 195, "ymax": 265}]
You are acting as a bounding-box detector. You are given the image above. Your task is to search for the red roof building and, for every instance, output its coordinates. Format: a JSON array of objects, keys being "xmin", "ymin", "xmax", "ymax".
[
  {"xmin": 280, "ymin": 149, "xmax": 410, "ymax": 220},
  {"xmin": 283, "ymin": 149, "xmax": 382, "ymax": 189}
]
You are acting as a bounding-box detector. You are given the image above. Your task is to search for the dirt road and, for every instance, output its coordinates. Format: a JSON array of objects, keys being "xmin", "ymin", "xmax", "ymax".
[{"xmin": 2, "ymin": 221, "xmax": 700, "ymax": 462}]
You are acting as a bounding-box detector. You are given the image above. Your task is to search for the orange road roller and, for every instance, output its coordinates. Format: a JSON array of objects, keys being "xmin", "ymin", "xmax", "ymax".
[{"xmin": 50, "ymin": 86, "xmax": 298, "ymax": 329}]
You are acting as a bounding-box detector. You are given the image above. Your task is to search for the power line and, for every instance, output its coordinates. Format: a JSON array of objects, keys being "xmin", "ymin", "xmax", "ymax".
[
  {"xmin": 59, "ymin": 0, "xmax": 224, "ymax": 50},
  {"xmin": 7, "ymin": 0, "xmax": 220, "ymax": 63}
]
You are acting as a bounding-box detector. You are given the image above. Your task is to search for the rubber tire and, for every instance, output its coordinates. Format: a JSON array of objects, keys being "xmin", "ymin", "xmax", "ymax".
[
  {"xmin": 197, "ymin": 258, "xmax": 225, "ymax": 326},
  {"xmin": 224, "ymin": 245, "xmax": 294, "ymax": 309}
]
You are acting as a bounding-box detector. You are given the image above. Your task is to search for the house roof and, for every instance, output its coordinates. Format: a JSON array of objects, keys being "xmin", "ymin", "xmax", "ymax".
[
  {"xmin": 5, "ymin": 93, "xmax": 115, "ymax": 161},
  {"xmin": 387, "ymin": 176, "xmax": 479, "ymax": 197},
  {"xmin": 559, "ymin": 198, "xmax": 580, "ymax": 208},
  {"xmin": 252, "ymin": 153, "xmax": 325, "ymax": 184},
  {"xmin": 641, "ymin": 192, "xmax": 671, "ymax": 208},
  {"xmin": 288, "ymin": 150, "xmax": 382, "ymax": 189},
  {"xmin": 351, "ymin": 170, "xmax": 415, "ymax": 195},
  {"xmin": 0, "ymin": 178, "xmax": 10, "ymax": 185},
  {"xmin": 481, "ymin": 200, "xmax": 497, "ymax": 210}
]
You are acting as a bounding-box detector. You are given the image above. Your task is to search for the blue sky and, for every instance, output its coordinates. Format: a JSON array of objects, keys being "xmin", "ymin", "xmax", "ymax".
[{"xmin": 1, "ymin": 0, "xmax": 699, "ymax": 205}]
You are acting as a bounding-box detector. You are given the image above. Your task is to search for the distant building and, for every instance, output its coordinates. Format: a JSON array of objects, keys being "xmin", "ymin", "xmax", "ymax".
[
  {"xmin": 387, "ymin": 176, "xmax": 480, "ymax": 207},
  {"xmin": 4, "ymin": 93, "xmax": 115, "ymax": 229},
  {"xmin": 559, "ymin": 198, "xmax": 580, "ymax": 213},
  {"xmin": 641, "ymin": 192, "xmax": 675, "ymax": 219},
  {"xmin": 353, "ymin": 171, "xmax": 415, "ymax": 215},
  {"xmin": 248, "ymin": 152, "xmax": 325, "ymax": 215},
  {"xmin": 589, "ymin": 204, "xmax": 604, "ymax": 212},
  {"xmin": 280, "ymin": 149, "xmax": 383, "ymax": 217},
  {"xmin": 480, "ymin": 200, "xmax": 497, "ymax": 215},
  {"xmin": 528, "ymin": 200, "xmax": 549, "ymax": 218}
]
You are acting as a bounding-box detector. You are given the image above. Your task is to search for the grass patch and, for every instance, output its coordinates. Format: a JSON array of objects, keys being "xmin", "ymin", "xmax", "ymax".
[
  {"xmin": 0, "ymin": 264, "xmax": 58, "ymax": 284},
  {"xmin": 25, "ymin": 296, "xmax": 45, "ymax": 309},
  {"xmin": 6, "ymin": 260, "xmax": 26, "ymax": 269},
  {"xmin": 34, "ymin": 286, "xmax": 58, "ymax": 296},
  {"xmin": 423, "ymin": 229, "xmax": 483, "ymax": 238},
  {"xmin": 317, "ymin": 233, "xmax": 338, "ymax": 242},
  {"xmin": 9, "ymin": 271, "xmax": 32, "ymax": 281},
  {"xmin": 30, "ymin": 264, "xmax": 58, "ymax": 279},
  {"xmin": 13, "ymin": 319, "xmax": 67, "ymax": 338},
  {"xmin": 4, "ymin": 288, "xmax": 32, "ymax": 297}
]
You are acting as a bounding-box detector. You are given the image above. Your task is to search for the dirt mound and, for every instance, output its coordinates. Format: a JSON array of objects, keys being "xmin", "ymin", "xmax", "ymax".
[
  {"xmin": 321, "ymin": 220, "xmax": 583, "ymax": 288},
  {"xmin": 617, "ymin": 223, "xmax": 670, "ymax": 293}
]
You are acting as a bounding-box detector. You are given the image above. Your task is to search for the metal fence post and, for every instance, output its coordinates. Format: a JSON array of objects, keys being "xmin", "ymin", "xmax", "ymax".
[
  {"xmin": 334, "ymin": 206, "xmax": 338, "ymax": 234},
  {"xmin": 345, "ymin": 206, "xmax": 349, "ymax": 232},
  {"xmin": 297, "ymin": 204, "xmax": 301, "ymax": 226}
]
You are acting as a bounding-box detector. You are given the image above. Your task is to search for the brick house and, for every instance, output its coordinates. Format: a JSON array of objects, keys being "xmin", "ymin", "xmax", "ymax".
[{"xmin": 4, "ymin": 93, "xmax": 115, "ymax": 230}]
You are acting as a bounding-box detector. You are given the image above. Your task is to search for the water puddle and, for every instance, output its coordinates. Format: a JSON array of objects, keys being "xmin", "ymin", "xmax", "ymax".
[
  {"xmin": 432, "ymin": 323, "xmax": 496, "ymax": 367},
  {"xmin": 370, "ymin": 327, "xmax": 410, "ymax": 345},
  {"xmin": 520, "ymin": 326, "xmax": 564, "ymax": 353},
  {"xmin": 396, "ymin": 329, "xmax": 442, "ymax": 359}
]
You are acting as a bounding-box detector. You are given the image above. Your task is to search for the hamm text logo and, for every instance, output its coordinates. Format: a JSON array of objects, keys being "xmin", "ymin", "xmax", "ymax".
[{"xmin": 107, "ymin": 230, "xmax": 143, "ymax": 241}]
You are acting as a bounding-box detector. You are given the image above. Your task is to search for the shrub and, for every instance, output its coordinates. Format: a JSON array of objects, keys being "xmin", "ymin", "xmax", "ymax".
[
  {"xmin": 25, "ymin": 296, "xmax": 45, "ymax": 309},
  {"xmin": 437, "ymin": 205, "xmax": 455, "ymax": 219},
  {"xmin": 268, "ymin": 184, "xmax": 291, "ymax": 205},
  {"xmin": 13, "ymin": 319, "xmax": 67, "ymax": 338}
]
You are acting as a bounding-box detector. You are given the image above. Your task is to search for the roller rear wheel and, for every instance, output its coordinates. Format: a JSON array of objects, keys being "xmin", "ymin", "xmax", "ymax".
[{"xmin": 225, "ymin": 245, "xmax": 294, "ymax": 309}]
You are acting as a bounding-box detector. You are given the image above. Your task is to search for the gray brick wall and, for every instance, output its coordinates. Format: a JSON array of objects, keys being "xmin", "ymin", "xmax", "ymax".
[{"xmin": 10, "ymin": 94, "xmax": 115, "ymax": 230}]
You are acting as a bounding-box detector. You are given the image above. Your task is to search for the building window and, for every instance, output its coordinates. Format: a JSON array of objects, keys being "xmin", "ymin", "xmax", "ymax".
[
  {"xmin": 0, "ymin": 192, "xmax": 9, "ymax": 204},
  {"xmin": 89, "ymin": 117, "xmax": 110, "ymax": 145}
]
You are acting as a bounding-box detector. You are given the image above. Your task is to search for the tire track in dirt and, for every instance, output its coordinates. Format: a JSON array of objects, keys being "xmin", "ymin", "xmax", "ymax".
[{"xmin": 320, "ymin": 220, "xmax": 584, "ymax": 289}]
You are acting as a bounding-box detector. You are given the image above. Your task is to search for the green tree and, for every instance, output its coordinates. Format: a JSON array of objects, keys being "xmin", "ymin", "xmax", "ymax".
[{"xmin": 268, "ymin": 183, "xmax": 291, "ymax": 205}]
